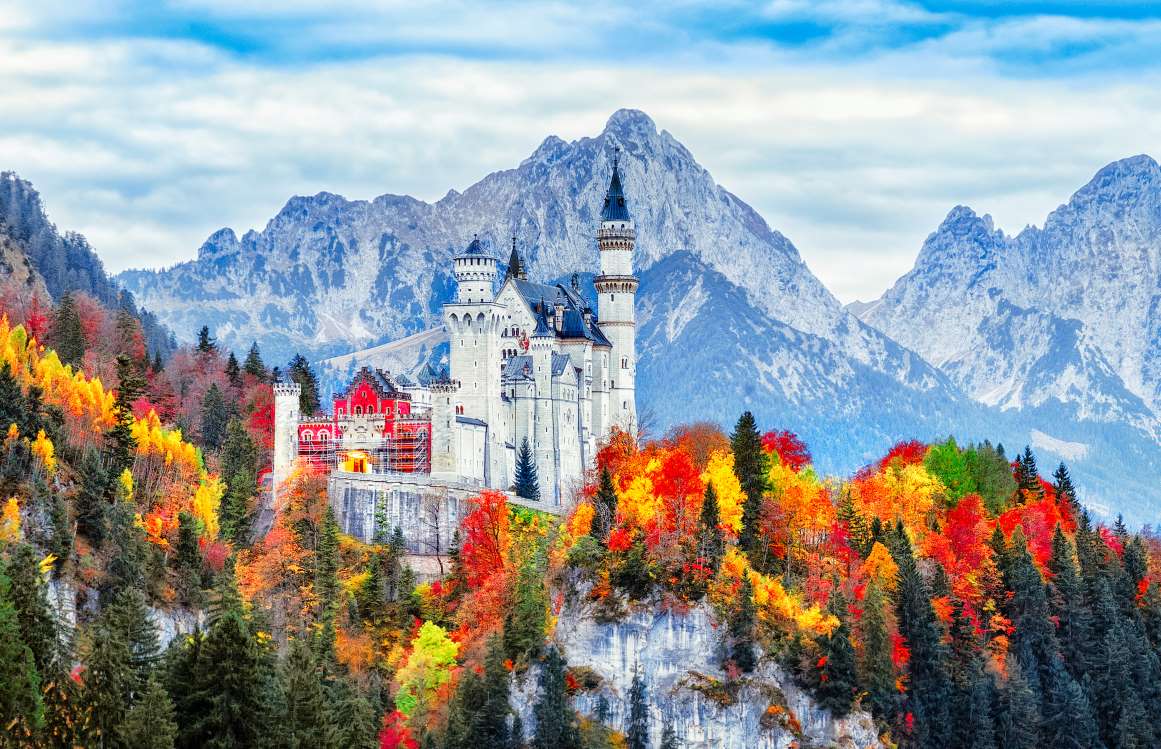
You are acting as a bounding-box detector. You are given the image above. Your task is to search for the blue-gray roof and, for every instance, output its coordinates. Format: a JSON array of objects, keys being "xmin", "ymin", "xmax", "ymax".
[
  {"xmin": 501, "ymin": 355, "xmax": 534, "ymax": 382},
  {"xmin": 462, "ymin": 235, "xmax": 488, "ymax": 256},
  {"xmin": 456, "ymin": 415, "xmax": 487, "ymax": 427},
  {"xmin": 601, "ymin": 163, "xmax": 631, "ymax": 222},
  {"xmin": 551, "ymin": 352, "xmax": 573, "ymax": 377}
]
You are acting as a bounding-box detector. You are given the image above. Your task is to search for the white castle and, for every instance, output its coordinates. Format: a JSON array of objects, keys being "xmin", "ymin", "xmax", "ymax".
[{"xmin": 272, "ymin": 160, "xmax": 638, "ymax": 545}]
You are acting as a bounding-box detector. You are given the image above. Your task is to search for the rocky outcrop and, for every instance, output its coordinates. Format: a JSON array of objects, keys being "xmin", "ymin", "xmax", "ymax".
[{"xmin": 514, "ymin": 601, "xmax": 881, "ymax": 749}]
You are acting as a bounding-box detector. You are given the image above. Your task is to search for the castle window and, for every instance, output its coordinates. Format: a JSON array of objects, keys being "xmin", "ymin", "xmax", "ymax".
[
  {"xmin": 302, "ymin": 432, "xmax": 312, "ymax": 442},
  {"xmin": 320, "ymin": 432, "xmax": 329, "ymax": 441},
  {"xmin": 621, "ymin": 357, "xmax": 628, "ymax": 369},
  {"xmin": 355, "ymin": 406, "xmax": 363, "ymax": 416},
  {"xmin": 337, "ymin": 408, "xmax": 344, "ymax": 416}
]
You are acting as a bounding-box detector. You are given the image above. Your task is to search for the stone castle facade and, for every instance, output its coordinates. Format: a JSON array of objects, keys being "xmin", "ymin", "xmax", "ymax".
[{"xmin": 272, "ymin": 161, "xmax": 638, "ymax": 543}]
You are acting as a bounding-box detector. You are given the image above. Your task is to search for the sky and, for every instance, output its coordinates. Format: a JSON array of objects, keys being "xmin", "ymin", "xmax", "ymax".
[{"xmin": 1, "ymin": 1, "xmax": 1160, "ymax": 303}]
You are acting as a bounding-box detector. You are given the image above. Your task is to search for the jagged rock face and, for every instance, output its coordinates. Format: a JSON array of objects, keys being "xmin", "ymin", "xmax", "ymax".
[
  {"xmin": 861, "ymin": 156, "xmax": 1161, "ymax": 430},
  {"xmin": 512, "ymin": 601, "xmax": 880, "ymax": 749},
  {"xmin": 858, "ymin": 156, "xmax": 1161, "ymax": 522}
]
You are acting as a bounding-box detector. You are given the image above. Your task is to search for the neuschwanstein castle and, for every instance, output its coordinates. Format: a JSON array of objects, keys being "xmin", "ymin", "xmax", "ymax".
[{"xmin": 272, "ymin": 161, "xmax": 638, "ymax": 552}]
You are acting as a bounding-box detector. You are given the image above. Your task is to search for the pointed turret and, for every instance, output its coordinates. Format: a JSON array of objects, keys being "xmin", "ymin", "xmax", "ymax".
[
  {"xmin": 506, "ymin": 236, "xmax": 527, "ymax": 281},
  {"xmin": 600, "ymin": 151, "xmax": 632, "ymax": 222}
]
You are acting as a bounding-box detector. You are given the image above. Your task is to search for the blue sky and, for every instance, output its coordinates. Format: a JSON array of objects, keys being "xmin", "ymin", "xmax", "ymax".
[{"xmin": 2, "ymin": 0, "xmax": 1160, "ymax": 300}]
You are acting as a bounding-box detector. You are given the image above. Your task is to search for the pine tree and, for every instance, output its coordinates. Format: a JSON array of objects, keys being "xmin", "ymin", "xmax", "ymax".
[
  {"xmin": 479, "ymin": 634, "xmax": 513, "ymax": 746},
  {"xmin": 1047, "ymin": 526, "xmax": 1090, "ymax": 677},
  {"xmin": 219, "ymin": 418, "xmax": 258, "ymax": 542},
  {"xmin": 287, "ymin": 354, "xmax": 321, "ymax": 414},
  {"xmin": 445, "ymin": 665, "xmax": 486, "ymax": 749},
  {"xmin": 513, "ymin": 437, "xmax": 541, "ymax": 502},
  {"xmin": 199, "ymin": 384, "xmax": 230, "ymax": 451},
  {"xmin": 591, "ymin": 466, "xmax": 617, "ymax": 542},
  {"xmin": 946, "ymin": 600, "xmax": 994, "ymax": 749},
  {"xmin": 731, "ymin": 412, "xmax": 768, "ymax": 561},
  {"xmin": 0, "ymin": 565, "xmax": 43, "ymax": 739},
  {"xmin": 5, "ymin": 543, "xmax": 59, "ymax": 675},
  {"xmin": 172, "ymin": 512, "xmax": 203, "ymax": 607},
  {"xmin": 224, "ymin": 351, "xmax": 243, "ymax": 390},
  {"xmin": 315, "ymin": 506, "xmax": 341, "ymax": 661},
  {"xmin": 106, "ymin": 587, "xmax": 161, "ymax": 690},
  {"xmin": 1041, "ymin": 657, "xmax": 1099, "ymax": 749},
  {"xmin": 504, "ymin": 557, "xmax": 547, "ymax": 664},
  {"xmin": 996, "ymin": 655, "xmax": 1041, "ymax": 749},
  {"xmin": 195, "ymin": 326, "xmax": 217, "ymax": 355},
  {"xmin": 857, "ymin": 581, "xmax": 896, "ymax": 719},
  {"xmin": 511, "ymin": 714, "xmax": 525, "ymax": 749},
  {"xmin": 119, "ymin": 672, "xmax": 177, "ymax": 749},
  {"xmin": 103, "ymin": 491, "xmax": 148, "ymax": 602},
  {"xmin": 533, "ymin": 647, "xmax": 579, "ymax": 749},
  {"xmin": 697, "ymin": 483, "xmax": 724, "ymax": 575},
  {"xmin": 836, "ymin": 488, "xmax": 870, "ymax": 557},
  {"xmin": 893, "ymin": 529, "xmax": 951, "ymax": 747},
  {"xmin": 51, "ymin": 292, "xmax": 86, "ymax": 366},
  {"xmin": 1003, "ymin": 527, "xmax": 1058, "ymax": 694},
  {"xmin": 283, "ymin": 637, "xmax": 336, "ymax": 749},
  {"xmin": 334, "ymin": 682, "xmax": 378, "ymax": 749},
  {"xmin": 243, "ymin": 342, "xmax": 268, "ymax": 382},
  {"xmin": 107, "ymin": 353, "xmax": 145, "ymax": 474},
  {"xmin": 660, "ymin": 720, "xmax": 679, "ymax": 749},
  {"xmin": 75, "ymin": 449, "xmax": 111, "ymax": 548},
  {"xmin": 1016, "ymin": 446, "xmax": 1042, "ymax": 500},
  {"xmin": 729, "ymin": 574, "xmax": 757, "ymax": 673},
  {"xmin": 81, "ymin": 601, "xmax": 138, "ymax": 747},
  {"xmin": 1052, "ymin": 462, "xmax": 1080, "ymax": 518},
  {"xmin": 625, "ymin": 669, "xmax": 649, "ymax": 749},
  {"xmin": 814, "ymin": 594, "xmax": 858, "ymax": 716}
]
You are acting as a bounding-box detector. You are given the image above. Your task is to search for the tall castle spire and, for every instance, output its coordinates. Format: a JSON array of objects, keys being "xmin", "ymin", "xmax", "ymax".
[
  {"xmin": 594, "ymin": 147, "xmax": 638, "ymax": 437},
  {"xmin": 505, "ymin": 235, "xmax": 527, "ymax": 281}
]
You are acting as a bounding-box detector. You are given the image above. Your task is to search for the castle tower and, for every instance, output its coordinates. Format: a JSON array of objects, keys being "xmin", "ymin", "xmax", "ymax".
[
  {"xmin": 444, "ymin": 235, "xmax": 508, "ymax": 487},
  {"xmin": 595, "ymin": 153, "xmax": 639, "ymax": 437},
  {"xmin": 429, "ymin": 377, "xmax": 460, "ymax": 480},
  {"xmin": 529, "ymin": 304, "xmax": 559, "ymax": 504},
  {"xmin": 272, "ymin": 381, "xmax": 302, "ymax": 498}
]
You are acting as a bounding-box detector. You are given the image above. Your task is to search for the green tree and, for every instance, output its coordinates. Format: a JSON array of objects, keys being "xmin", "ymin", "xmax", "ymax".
[
  {"xmin": 697, "ymin": 483, "xmax": 724, "ymax": 575},
  {"xmin": 996, "ymin": 655, "xmax": 1041, "ymax": 749},
  {"xmin": 857, "ymin": 581, "xmax": 896, "ymax": 719},
  {"xmin": 533, "ymin": 647, "xmax": 579, "ymax": 749},
  {"xmin": 225, "ymin": 351, "xmax": 243, "ymax": 390},
  {"xmin": 75, "ymin": 449, "xmax": 111, "ymax": 548},
  {"xmin": 513, "ymin": 437, "xmax": 541, "ymax": 502},
  {"xmin": 591, "ymin": 467, "xmax": 617, "ymax": 542},
  {"xmin": 1052, "ymin": 462, "xmax": 1080, "ymax": 518},
  {"xmin": 946, "ymin": 599, "xmax": 994, "ymax": 749},
  {"xmin": 813, "ymin": 594, "xmax": 858, "ymax": 716},
  {"xmin": 504, "ymin": 557, "xmax": 547, "ymax": 664},
  {"xmin": 0, "ymin": 564, "xmax": 43, "ymax": 739},
  {"xmin": 287, "ymin": 354, "xmax": 321, "ymax": 414},
  {"xmin": 923, "ymin": 437, "xmax": 976, "ymax": 503},
  {"xmin": 172, "ymin": 512, "xmax": 203, "ymax": 608},
  {"xmin": 50, "ymin": 292, "xmax": 86, "ymax": 367},
  {"xmin": 81, "ymin": 601, "xmax": 138, "ymax": 747},
  {"xmin": 1041, "ymin": 657, "xmax": 1099, "ymax": 749},
  {"xmin": 730, "ymin": 412, "xmax": 768, "ymax": 561},
  {"xmin": 282, "ymin": 637, "xmax": 336, "ymax": 749},
  {"xmin": 659, "ymin": 720, "xmax": 679, "ymax": 749},
  {"xmin": 195, "ymin": 326, "xmax": 217, "ymax": 355},
  {"xmin": 315, "ymin": 506, "xmax": 341, "ymax": 662},
  {"xmin": 334, "ymin": 682, "xmax": 378, "ymax": 749},
  {"xmin": 107, "ymin": 353, "xmax": 145, "ymax": 474},
  {"xmin": 218, "ymin": 418, "xmax": 258, "ymax": 542},
  {"xmin": 1046, "ymin": 526, "xmax": 1090, "ymax": 678},
  {"xmin": 4, "ymin": 543, "xmax": 59, "ymax": 675},
  {"xmin": 199, "ymin": 384, "xmax": 230, "ymax": 451},
  {"xmin": 243, "ymin": 342, "xmax": 268, "ymax": 382},
  {"xmin": 893, "ymin": 526, "xmax": 951, "ymax": 747},
  {"xmin": 728, "ymin": 574, "xmax": 757, "ymax": 673},
  {"xmin": 102, "ymin": 491, "xmax": 148, "ymax": 603},
  {"xmin": 119, "ymin": 672, "xmax": 177, "ymax": 749},
  {"xmin": 626, "ymin": 669, "xmax": 649, "ymax": 749}
]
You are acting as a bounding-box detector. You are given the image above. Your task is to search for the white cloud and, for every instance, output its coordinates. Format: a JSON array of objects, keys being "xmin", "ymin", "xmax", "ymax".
[{"xmin": 0, "ymin": 9, "xmax": 1160, "ymax": 303}]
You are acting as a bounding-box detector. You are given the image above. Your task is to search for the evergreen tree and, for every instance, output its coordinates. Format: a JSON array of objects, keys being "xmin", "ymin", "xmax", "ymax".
[
  {"xmin": 224, "ymin": 351, "xmax": 243, "ymax": 390},
  {"xmin": 479, "ymin": 634, "xmax": 514, "ymax": 747},
  {"xmin": 513, "ymin": 437, "xmax": 541, "ymax": 502},
  {"xmin": 1016, "ymin": 446, "xmax": 1043, "ymax": 500},
  {"xmin": 511, "ymin": 715, "xmax": 525, "ymax": 749},
  {"xmin": 75, "ymin": 449, "xmax": 111, "ymax": 547},
  {"xmin": 626, "ymin": 669, "xmax": 649, "ymax": 749},
  {"xmin": 728, "ymin": 574, "xmax": 757, "ymax": 673},
  {"xmin": 195, "ymin": 326, "xmax": 217, "ymax": 355},
  {"xmin": 836, "ymin": 488, "xmax": 870, "ymax": 557},
  {"xmin": 282, "ymin": 637, "xmax": 336, "ymax": 749},
  {"xmin": 315, "ymin": 506, "xmax": 341, "ymax": 661},
  {"xmin": 660, "ymin": 720, "xmax": 679, "ymax": 749},
  {"xmin": 103, "ymin": 491, "xmax": 148, "ymax": 602},
  {"xmin": 243, "ymin": 342, "xmax": 268, "ymax": 382},
  {"xmin": 199, "ymin": 384, "xmax": 230, "ymax": 451},
  {"xmin": 0, "ymin": 565, "xmax": 43, "ymax": 739},
  {"xmin": 0, "ymin": 362, "xmax": 40, "ymax": 437},
  {"xmin": 697, "ymin": 483, "xmax": 725, "ymax": 575},
  {"xmin": 591, "ymin": 467, "xmax": 617, "ymax": 542},
  {"xmin": 5, "ymin": 543, "xmax": 59, "ymax": 675},
  {"xmin": 1047, "ymin": 526, "xmax": 1090, "ymax": 677},
  {"xmin": 1052, "ymin": 462, "xmax": 1080, "ymax": 518},
  {"xmin": 996, "ymin": 655, "xmax": 1042, "ymax": 749},
  {"xmin": 533, "ymin": 647, "xmax": 579, "ymax": 749},
  {"xmin": 946, "ymin": 600, "xmax": 994, "ymax": 749},
  {"xmin": 445, "ymin": 665, "xmax": 485, "ymax": 749},
  {"xmin": 813, "ymin": 594, "xmax": 858, "ymax": 716},
  {"xmin": 857, "ymin": 581, "xmax": 896, "ymax": 719},
  {"xmin": 51, "ymin": 292, "xmax": 86, "ymax": 367},
  {"xmin": 172, "ymin": 512, "xmax": 203, "ymax": 607},
  {"xmin": 731, "ymin": 412, "xmax": 768, "ymax": 561},
  {"xmin": 504, "ymin": 557, "xmax": 547, "ymax": 663},
  {"xmin": 1003, "ymin": 527, "xmax": 1059, "ymax": 695},
  {"xmin": 106, "ymin": 587, "xmax": 161, "ymax": 690},
  {"xmin": 81, "ymin": 601, "xmax": 138, "ymax": 747},
  {"xmin": 218, "ymin": 418, "xmax": 258, "ymax": 542},
  {"xmin": 287, "ymin": 354, "xmax": 321, "ymax": 414},
  {"xmin": 1041, "ymin": 657, "xmax": 1100, "ymax": 749},
  {"xmin": 334, "ymin": 682, "xmax": 378, "ymax": 749},
  {"xmin": 893, "ymin": 529, "xmax": 951, "ymax": 747},
  {"xmin": 107, "ymin": 353, "xmax": 145, "ymax": 474},
  {"xmin": 119, "ymin": 672, "xmax": 177, "ymax": 749}
]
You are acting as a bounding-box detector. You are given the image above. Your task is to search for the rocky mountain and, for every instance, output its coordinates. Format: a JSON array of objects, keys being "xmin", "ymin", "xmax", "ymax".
[
  {"xmin": 860, "ymin": 156, "xmax": 1161, "ymax": 522},
  {"xmin": 118, "ymin": 113, "xmax": 1161, "ymax": 522},
  {"xmin": 0, "ymin": 172, "xmax": 176, "ymax": 357}
]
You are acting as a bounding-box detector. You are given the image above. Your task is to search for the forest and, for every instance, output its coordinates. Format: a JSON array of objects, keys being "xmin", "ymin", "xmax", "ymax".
[{"xmin": 1, "ymin": 282, "xmax": 1160, "ymax": 749}]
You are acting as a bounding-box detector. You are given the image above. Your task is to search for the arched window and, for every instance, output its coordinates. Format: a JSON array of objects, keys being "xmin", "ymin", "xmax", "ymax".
[
  {"xmin": 355, "ymin": 406, "xmax": 363, "ymax": 416},
  {"xmin": 319, "ymin": 431, "xmax": 329, "ymax": 442},
  {"xmin": 302, "ymin": 432, "xmax": 313, "ymax": 442}
]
